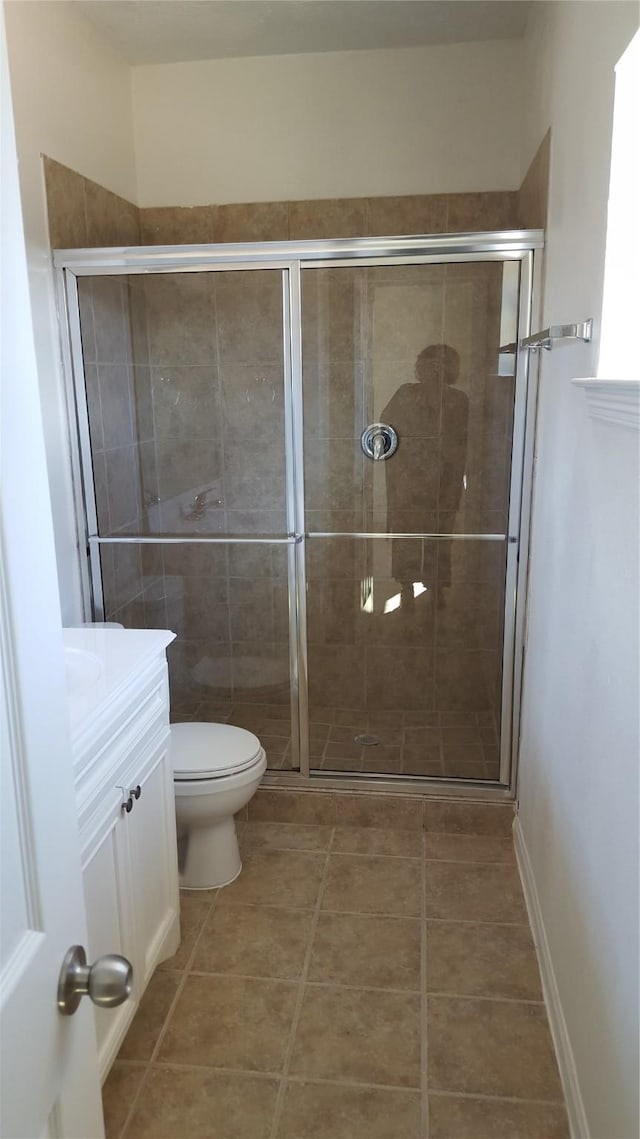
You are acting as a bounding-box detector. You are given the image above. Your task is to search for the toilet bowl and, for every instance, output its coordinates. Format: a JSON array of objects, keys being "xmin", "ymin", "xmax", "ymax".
[{"xmin": 171, "ymin": 721, "xmax": 267, "ymax": 890}]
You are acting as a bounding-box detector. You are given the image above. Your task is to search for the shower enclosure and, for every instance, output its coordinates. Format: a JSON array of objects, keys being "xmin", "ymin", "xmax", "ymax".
[{"xmin": 56, "ymin": 231, "xmax": 541, "ymax": 794}]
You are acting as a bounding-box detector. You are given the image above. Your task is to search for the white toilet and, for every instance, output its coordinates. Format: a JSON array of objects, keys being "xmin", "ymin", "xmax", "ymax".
[{"xmin": 171, "ymin": 721, "xmax": 267, "ymax": 890}]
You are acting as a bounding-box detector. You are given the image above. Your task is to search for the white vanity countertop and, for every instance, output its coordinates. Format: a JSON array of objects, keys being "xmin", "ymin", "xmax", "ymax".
[{"xmin": 63, "ymin": 627, "xmax": 176, "ymax": 743}]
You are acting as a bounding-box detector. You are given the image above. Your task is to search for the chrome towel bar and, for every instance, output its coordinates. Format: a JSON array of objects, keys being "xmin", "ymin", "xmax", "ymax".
[{"xmin": 520, "ymin": 319, "xmax": 593, "ymax": 351}]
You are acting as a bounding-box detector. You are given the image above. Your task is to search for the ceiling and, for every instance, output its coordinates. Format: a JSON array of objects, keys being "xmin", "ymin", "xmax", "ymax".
[{"xmin": 74, "ymin": 0, "xmax": 532, "ymax": 66}]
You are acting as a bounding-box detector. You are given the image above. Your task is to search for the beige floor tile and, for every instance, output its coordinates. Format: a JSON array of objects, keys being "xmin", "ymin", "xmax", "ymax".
[
  {"xmin": 277, "ymin": 1080, "xmax": 422, "ymax": 1138},
  {"xmin": 429, "ymin": 1094, "xmax": 570, "ymax": 1138},
  {"xmin": 124, "ymin": 1067, "xmax": 279, "ymax": 1139},
  {"xmin": 290, "ymin": 984, "xmax": 421, "ymax": 1087},
  {"xmin": 241, "ymin": 821, "xmax": 333, "ymax": 852},
  {"xmin": 249, "ymin": 789, "xmax": 337, "ymax": 825},
  {"xmin": 158, "ymin": 974, "xmax": 298, "ymax": 1072},
  {"xmin": 333, "ymin": 826, "xmax": 422, "ymax": 858},
  {"xmin": 424, "ymin": 800, "xmax": 514, "ymax": 836},
  {"xmin": 335, "ymin": 793, "xmax": 423, "ymax": 830},
  {"xmin": 425, "ymin": 833, "xmax": 515, "ymax": 863},
  {"xmin": 428, "ymin": 995, "xmax": 563, "ymax": 1100},
  {"xmin": 425, "ymin": 861, "xmax": 527, "ymax": 923},
  {"xmin": 322, "ymin": 854, "xmax": 422, "ymax": 916},
  {"xmin": 426, "ymin": 921, "xmax": 543, "ymax": 1000},
  {"xmin": 118, "ymin": 971, "xmax": 181, "ymax": 1062},
  {"xmin": 102, "ymin": 1062, "xmax": 145, "ymax": 1139},
  {"xmin": 309, "ymin": 912, "xmax": 421, "ymax": 990},
  {"xmin": 219, "ymin": 849, "xmax": 326, "ymax": 909},
  {"xmin": 193, "ymin": 904, "xmax": 314, "ymax": 979},
  {"xmin": 158, "ymin": 893, "xmax": 212, "ymax": 971}
]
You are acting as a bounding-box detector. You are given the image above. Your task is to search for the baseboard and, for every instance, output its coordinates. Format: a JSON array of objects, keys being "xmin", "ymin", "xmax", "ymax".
[{"xmin": 513, "ymin": 815, "xmax": 590, "ymax": 1139}]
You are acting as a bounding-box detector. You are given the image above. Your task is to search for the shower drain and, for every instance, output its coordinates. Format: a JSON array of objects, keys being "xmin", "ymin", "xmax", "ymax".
[{"xmin": 354, "ymin": 734, "xmax": 381, "ymax": 746}]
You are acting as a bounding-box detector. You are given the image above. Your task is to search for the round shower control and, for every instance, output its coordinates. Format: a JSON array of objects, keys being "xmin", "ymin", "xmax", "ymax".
[{"xmin": 360, "ymin": 423, "xmax": 398, "ymax": 461}]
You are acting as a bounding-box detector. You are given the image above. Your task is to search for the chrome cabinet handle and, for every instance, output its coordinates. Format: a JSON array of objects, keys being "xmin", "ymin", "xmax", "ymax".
[{"xmin": 57, "ymin": 945, "xmax": 133, "ymax": 1016}]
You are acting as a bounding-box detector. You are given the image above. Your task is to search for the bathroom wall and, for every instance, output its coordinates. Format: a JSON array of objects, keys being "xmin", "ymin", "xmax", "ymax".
[
  {"xmin": 131, "ymin": 41, "xmax": 525, "ymax": 207},
  {"xmin": 516, "ymin": 4, "xmax": 639, "ymax": 1137},
  {"xmin": 3, "ymin": 0, "xmax": 137, "ymax": 624}
]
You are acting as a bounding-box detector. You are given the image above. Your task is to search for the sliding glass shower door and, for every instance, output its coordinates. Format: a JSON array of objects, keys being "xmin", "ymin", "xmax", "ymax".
[
  {"xmin": 75, "ymin": 266, "xmax": 300, "ymax": 771},
  {"xmin": 300, "ymin": 260, "xmax": 521, "ymax": 781},
  {"xmin": 62, "ymin": 233, "xmax": 535, "ymax": 790}
]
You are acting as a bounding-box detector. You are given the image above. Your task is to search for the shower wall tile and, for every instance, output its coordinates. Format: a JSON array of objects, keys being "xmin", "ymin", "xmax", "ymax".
[
  {"xmin": 445, "ymin": 191, "xmax": 518, "ymax": 233},
  {"xmin": 85, "ymin": 177, "xmax": 140, "ymax": 247},
  {"xmin": 104, "ymin": 445, "xmax": 141, "ymax": 533},
  {"xmin": 139, "ymin": 206, "xmax": 215, "ymax": 245},
  {"xmin": 231, "ymin": 641, "xmax": 290, "ymax": 705},
  {"xmin": 91, "ymin": 277, "xmax": 131, "ymax": 364},
  {"xmin": 150, "ymin": 365, "xmax": 221, "ymax": 440},
  {"xmin": 368, "ymin": 194, "xmax": 448, "ymax": 237},
  {"xmin": 302, "ymin": 361, "xmax": 364, "ymax": 439},
  {"xmin": 216, "ymin": 201, "xmax": 289, "ymax": 243},
  {"xmin": 43, "ymin": 157, "xmax": 88, "ymax": 248},
  {"xmin": 98, "ymin": 365, "xmax": 135, "ymax": 450},
  {"xmin": 365, "ymin": 645, "xmax": 434, "ymax": 710},
  {"xmin": 220, "ymin": 363, "xmax": 285, "ymax": 443},
  {"xmin": 214, "ymin": 271, "xmax": 283, "ymax": 364},
  {"xmin": 289, "ymin": 197, "xmax": 368, "ymax": 240},
  {"xmin": 517, "ymin": 131, "xmax": 551, "ymax": 230},
  {"xmin": 83, "ymin": 363, "xmax": 103, "ymax": 452},
  {"xmin": 435, "ymin": 651, "xmax": 493, "ymax": 711},
  {"xmin": 145, "ymin": 275, "xmax": 216, "ymax": 366},
  {"xmin": 308, "ymin": 645, "xmax": 365, "ymax": 709}
]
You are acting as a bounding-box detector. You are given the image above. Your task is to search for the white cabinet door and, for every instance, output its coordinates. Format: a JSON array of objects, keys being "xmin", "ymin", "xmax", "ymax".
[
  {"xmin": 124, "ymin": 733, "xmax": 179, "ymax": 987},
  {"xmin": 81, "ymin": 794, "xmax": 137, "ymax": 1079}
]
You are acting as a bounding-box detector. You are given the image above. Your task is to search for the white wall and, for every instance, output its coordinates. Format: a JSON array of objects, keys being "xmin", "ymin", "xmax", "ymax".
[
  {"xmin": 3, "ymin": 0, "xmax": 136, "ymax": 622},
  {"xmin": 517, "ymin": 5, "xmax": 639, "ymax": 1138},
  {"xmin": 131, "ymin": 40, "xmax": 524, "ymax": 206}
]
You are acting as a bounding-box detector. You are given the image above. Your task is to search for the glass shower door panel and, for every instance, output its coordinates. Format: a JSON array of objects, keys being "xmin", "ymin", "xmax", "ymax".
[
  {"xmin": 306, "ymin": 536, "xmax": 506, "ymax": 780},
  {"xmin": 301, "ymin": 262, "xmax": 517, "ymax": 536},
  {"xmin": 99, "ymin": 541, "xmax": 296, "ymax": 772},
  {"xmin": 77, "ymin": 269, "xmax": 287, "ymax": 538}
]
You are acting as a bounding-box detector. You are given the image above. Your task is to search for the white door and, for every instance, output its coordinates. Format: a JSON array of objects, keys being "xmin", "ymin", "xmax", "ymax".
[{"xmin": 0, "ymin": 11, "xmax": 104, "ymax": 1138}]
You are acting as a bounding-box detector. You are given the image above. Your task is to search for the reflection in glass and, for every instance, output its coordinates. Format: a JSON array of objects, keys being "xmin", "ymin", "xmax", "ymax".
[
  {"xmin": 99, "ymin": 541, "xmax": 295, "ymax": 772},
  {"xmin": 78, "ymin": 270, "xmax": 287, "ymax": 538}
]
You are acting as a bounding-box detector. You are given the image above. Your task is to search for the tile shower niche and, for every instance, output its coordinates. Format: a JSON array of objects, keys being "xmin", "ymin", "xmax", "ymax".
[{"xmin": 58, "ymin": 230, "xmax": 540, "ymax": 793}]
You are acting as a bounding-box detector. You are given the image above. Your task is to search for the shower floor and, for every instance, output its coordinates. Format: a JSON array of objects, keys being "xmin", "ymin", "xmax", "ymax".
[{"xmin": 172, "ymin": 702, "xmax": 501, "ymax": 781}]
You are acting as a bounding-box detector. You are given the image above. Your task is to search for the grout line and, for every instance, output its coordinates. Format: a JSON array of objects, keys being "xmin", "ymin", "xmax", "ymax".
[
  {"xmin": 267, "ymin": 825, "xmax": 336, "ymax": 1139},
  {"xmin": 427, "ymin": 1088, "xmax": 568, "ymax": 1107},
  {"xmin": 420, "ymin": 826, "xmax": 429, "ymax": 1138},
  {"xmin": 118, "ymin": 889, "xmax": 219, "ymax": 1139}
]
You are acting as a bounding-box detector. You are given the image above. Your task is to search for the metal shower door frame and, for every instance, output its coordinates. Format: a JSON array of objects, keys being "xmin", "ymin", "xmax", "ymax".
[{"xmin": 55, "ymin": 230, "xmax": 542, "ymax": 799}]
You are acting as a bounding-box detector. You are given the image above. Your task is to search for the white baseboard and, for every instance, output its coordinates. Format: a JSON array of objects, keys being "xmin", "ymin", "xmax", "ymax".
[{"xmin": 513, "ymin": 815, "xmax": 590, "ymax": 1139}]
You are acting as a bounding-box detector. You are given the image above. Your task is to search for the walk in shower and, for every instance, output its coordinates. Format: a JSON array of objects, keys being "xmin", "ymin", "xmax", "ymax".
[{"xmin": 56, "ymin": 231, "xmax": 541, "ymax": 793}]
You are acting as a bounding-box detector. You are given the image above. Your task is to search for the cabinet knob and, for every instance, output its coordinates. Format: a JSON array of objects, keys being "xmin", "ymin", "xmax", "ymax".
[
  {"xmin": 131, "ymin": 785, "xmax": 141, "ymax": 800},
  {"xmin": 57, "ymin": 945, "xmax": 133, "ymax": 1016},
  {"xmin": 122, "ymin": 796, "xmax": 133, "ymax": 814}
]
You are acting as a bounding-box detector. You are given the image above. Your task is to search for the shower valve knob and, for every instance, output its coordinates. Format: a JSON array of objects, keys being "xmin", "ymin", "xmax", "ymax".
[{"xmin": 361, "ymin": 423, "xmax": 398, "ymax": 461}]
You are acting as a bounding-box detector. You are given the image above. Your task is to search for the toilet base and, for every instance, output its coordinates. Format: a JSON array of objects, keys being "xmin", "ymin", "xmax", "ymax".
[{"xmin": 179, "ymin": 816, "xmax": 242, "ymax": 890}]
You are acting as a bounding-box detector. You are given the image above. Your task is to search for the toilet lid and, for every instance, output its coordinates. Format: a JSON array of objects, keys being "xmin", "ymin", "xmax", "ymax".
[{"xmin": 171, "ymin": 722, "xmax": 263, "ymax": 779}]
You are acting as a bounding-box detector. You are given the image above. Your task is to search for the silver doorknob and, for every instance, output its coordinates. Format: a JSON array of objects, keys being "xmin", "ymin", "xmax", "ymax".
[{"xmin": 57, "ymin": 945, "xmax": 133, "ymax": 1016}]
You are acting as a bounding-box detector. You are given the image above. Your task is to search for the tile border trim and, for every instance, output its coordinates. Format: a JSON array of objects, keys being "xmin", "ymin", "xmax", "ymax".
[{"xmin": 513, "ymin": 816, "xmax": 589, "ymax": 1139}]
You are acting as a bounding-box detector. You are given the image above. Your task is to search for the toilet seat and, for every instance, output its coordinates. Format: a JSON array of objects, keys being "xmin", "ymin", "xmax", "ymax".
[{"xmin": 171, "ymin": 722, "xmax": 263, "ymax": 781}]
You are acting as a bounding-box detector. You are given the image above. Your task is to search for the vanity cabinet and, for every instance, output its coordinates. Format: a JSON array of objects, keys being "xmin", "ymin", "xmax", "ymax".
[{"xmin": 65, "ymin": 629, "xmax": 179, "ymax": 1080}]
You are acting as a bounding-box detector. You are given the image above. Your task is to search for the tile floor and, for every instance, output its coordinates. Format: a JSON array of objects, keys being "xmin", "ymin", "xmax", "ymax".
[
  {"xmin": 103, "ymin": 819, "xmax": 569, "ymax": 1139},
  {"xmin": 173, "ymin": 703, "xmax": 501, "ymax": 780}
]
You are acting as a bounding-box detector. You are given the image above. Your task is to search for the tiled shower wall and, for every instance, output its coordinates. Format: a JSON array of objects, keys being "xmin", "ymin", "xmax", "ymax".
[{"xmin": 46, "ymin": 154, "xmax": 548, "ymax": 775}]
